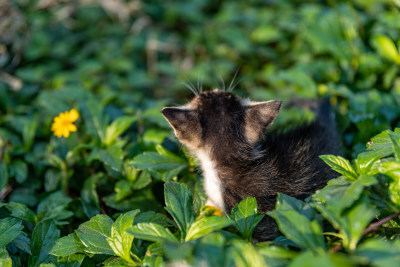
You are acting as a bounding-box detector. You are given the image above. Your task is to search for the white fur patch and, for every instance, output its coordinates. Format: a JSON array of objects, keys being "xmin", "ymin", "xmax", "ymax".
[{"xmin": 197, "ymin": 151, "xmax": 225, "ymax": 211}]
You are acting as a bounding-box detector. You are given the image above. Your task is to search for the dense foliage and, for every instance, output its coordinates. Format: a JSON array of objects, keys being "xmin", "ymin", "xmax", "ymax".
[{"xmin": 1, "ymin": 0, "xmax": 400, "ymax": 266}]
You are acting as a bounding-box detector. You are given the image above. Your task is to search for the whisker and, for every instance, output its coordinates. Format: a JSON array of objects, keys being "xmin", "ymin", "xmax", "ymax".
[
  {"xmin": 183, "ymin": 81, "xmax": 198, "ymax": 96},
  {"xmin": 217, "ymin": 74, "xmax": 226, "ymax": 91},
  {"xmin": 228, "ymin": 67, "xmax": 241, "ymax": 92}
]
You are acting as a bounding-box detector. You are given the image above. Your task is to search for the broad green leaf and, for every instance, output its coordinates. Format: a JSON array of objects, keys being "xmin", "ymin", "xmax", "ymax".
[
  {"xmin": 315, "ymin": 195, "xmax": 377, "ymax": 251},
  {"xmin": 344, "ymin": 196, "xmax": 377, "ymax": 251},
  {"xmin": 104, "ymin": 116, "xmax": 137, "ymax": 146},
  {"xmin": 314, "ymin": 179, "xmax": 366, "ymax": 215},
  {"xmin": 80, "ymin": 100, "xmax": 107, "ymax": 142},
  {"xmin": 57, "ymin": 253, "xmax": 86, "ymax": 266},
  {"xmin": 131, "ymin": 171, "xmax": 152, "ymax": 190},
  {"xmin": 0, "ymin": 160, "xmax": 8, "ymax": 191},
  {"xmin": 22, "ymin": 117, "xmax": 37, "ymax": 151},
  {"xmin": 193, "ymin": 233, "xmax": 226, "ymax": 266},
  {"xmin": 0, "ymin": 217, "xmax": 24, "ymax": 247},
  {"xmin": 134, "ymin": 211, "xmax": 174, "ymax": 228},
  {"xmin": 378, "ymin": 161, "xmax": 400, "ymax": 205},
  {"xmin": 289, "ymin": 251, "xmax": 355, "ymax": 267},
  {"xmin": 127, "ymin": 223, "xmax": 178, "ymax": 243},
  {"xmin": 131, "ymin": 147, "xmax": 187, "ymax": 181},
  {"xmin": 10, "ymin": 160, "xmax": 28, "ymax": 183},
  {"xmin": 107, "ymin": 210, "xmax": 140, "ymax": 264},
  {"xmin": 50, "ymin": 233, "xmax": 85, "ymax": 257},
  {"xmin": 4, "ymin": 202, "xmax": 36, "ymax": 224},
  {"xmin": 98, "ymin": 145, "xmax": 124, "ymax": 172},
  {"xmin": 0, "ymin": 248, "xmax": 12, "ymax": 267},
  {"xmin": 269, "ymin": 195, "xmax": 326, "ymax": 255},
  {"xmin": 356, "ymin": 151, "xmax": 382, "ymax": 175},
  {"xmin": 164, "ymin": 181, "xmax": 195, "ymax": 238},
  {"xmin": 229, "ymin": 197, "xmax": 265, "ymax": 242},
  {"xmin": 228, "ymin": 240, "xmax": 267, "ymax": 267},
  {"xmin": 372, "ymin": 35, "xmax": 400, "ymax": 64},
  {"xmin": 356, "ymin": 239, "xmax": 400, "ymax": 267},
  {"xmin": 81, "ymin": 174, "xmax": 101, "ymax": 218},
  {"xmin": 11, "ymin": 232, "xmax": 31, "ymax": 254},
  {"xmin": 320, "ymin": 155, "xmax": 358, "ymax": 180},
  {"xmin": 258, "ymin": 245, "xmax": 298, "ymax": 267},
  {"xmin": 367, "ymin": 129, "xmax": 400, "ymax": 157},
  {"xmin": 28, "ymin": 220, "xmax": 60, "ymax": 267},
  {"xmin": 389, "ymin": 131, "xmax": 400, "ymax": 160},
  {"xmin": 37, "ymin": 191, "xmax": 73, "ymax": 224},
  {"xmin": 103, "ymin": 256, "xmax": 135, "ymax": 266},
  {"xmin": 75, "ymin": 214, "xmax": 114, "ymax": 255},
  {"xmin": 185, "ymin": 216, "xmax": 233, "ymax": 241}
]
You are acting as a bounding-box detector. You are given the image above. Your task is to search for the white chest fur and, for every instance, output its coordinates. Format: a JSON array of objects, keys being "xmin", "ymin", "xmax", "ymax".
[{"xmin": 197, "ymin": 151, "xmax": 225, "ymax": 212}]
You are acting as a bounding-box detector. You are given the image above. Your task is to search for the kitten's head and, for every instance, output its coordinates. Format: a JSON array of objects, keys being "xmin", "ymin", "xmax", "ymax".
[{"xmin": 161, "ymin": 90, "xmax": 281, "ymax": 152}]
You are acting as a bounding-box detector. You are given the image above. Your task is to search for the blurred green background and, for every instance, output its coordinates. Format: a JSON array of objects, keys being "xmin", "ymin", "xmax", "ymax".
[{"xmin": 2, "ymin": 0, "xmax": 400, "ymax": 266}]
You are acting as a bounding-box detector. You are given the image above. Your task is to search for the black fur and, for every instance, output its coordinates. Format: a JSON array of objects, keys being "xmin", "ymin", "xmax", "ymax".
[{"xmin": 162, "ymin": 91, "xmax": 340, "ymax": 241}]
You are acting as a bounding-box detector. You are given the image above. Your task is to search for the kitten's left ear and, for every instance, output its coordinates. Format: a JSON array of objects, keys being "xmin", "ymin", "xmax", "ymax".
[
  {"xmin": 244, "ymin": 100, "xmax": 282, "ymax": 144},
  {"xmin": 161, "ymin": 107, "xmax": 200, "ymax": 142}
]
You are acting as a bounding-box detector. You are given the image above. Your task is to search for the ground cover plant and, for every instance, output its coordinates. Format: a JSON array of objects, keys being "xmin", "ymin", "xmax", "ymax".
[{"xmin": 1, "ymin": 0, "xmax": 400, "ymax": 266}]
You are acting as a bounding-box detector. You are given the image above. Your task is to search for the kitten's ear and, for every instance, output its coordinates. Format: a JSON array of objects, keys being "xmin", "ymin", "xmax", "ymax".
[
  {"xmin": 161, "ymin": 107, "xmax": 200, "ymax": 142},
  {"xmin": 244, "ymin": 100, "xmax": 282, "ymax": 144}
]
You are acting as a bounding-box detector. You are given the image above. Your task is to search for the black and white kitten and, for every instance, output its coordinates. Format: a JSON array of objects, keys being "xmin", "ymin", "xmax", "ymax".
[{"xmin": 161, "ymin": 90, "xmax": 340, "ymax": 240}]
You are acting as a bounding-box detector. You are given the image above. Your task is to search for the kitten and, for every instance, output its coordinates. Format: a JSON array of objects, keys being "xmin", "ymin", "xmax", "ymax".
[{"xmin": 161, "ymin": 90, "xmax": 340, "ymax": 241}]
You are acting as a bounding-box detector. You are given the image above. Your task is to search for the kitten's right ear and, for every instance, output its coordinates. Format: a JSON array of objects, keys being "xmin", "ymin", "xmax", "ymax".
[
  {"xmin": 244, "ymin": 100, "xmax": 282, "ymax": 144},
  {"xmin": 161, "ymin": 107, "xmax": 199, "ymax": 141}
]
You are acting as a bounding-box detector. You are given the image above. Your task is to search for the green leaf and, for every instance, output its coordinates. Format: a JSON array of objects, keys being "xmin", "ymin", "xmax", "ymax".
[
  {"xmin": 0, "ymin": 217, "xmax": 24, "ymax": 247},
  {"xmin": 315, "ymin": 195, "xmax": 377, "ymax": 251},
  {"xmin": 0, "ymin": 160, "xmax": 8, "ymax": 191},
  {"xmin": 378, "ymin": 161, "xmax": 400, "ymax": 206},
  {"xmin": 80, "ymin": 100, "xmax": 107, "ymax": 142},
  {"xmin": 50, "ymin": 233, "xmax": 85, "ymax": 257},
  {"xmin": 313, "ymin": 179, "xmax": 365, "ymax": 216},
  {"xmin": 258, "ymin": 245, "xmax": 298, "ymax": 267},
  {"xmin": 367, "ymin": 129, "xmax": 400, "ymax": 158},
  {"xmin": 37, "ymin": 191, "xmax": 73, "ymax": 224},
  {"xmin": 107, "ymin": 210, "xmax": 140, "ymax": 264},
  {"xmin": 104, "ymin": 116, "xmax": 137, "ymax": 146},
  {"xmin": 193, "ymin": 233, "xmax": 226, "ymax": 266},
  {"xmin": 11, "ymin": 232, "xmax": 31, "ymax": 254},
  {"xmin": 320, "ymin": 155, "xmax": 358, "ymax": 180},
  {"xmin": 127, "ymin": 223, "xmax": 178, "ymax": 243},
  {"xmin": 389, "ymin": 131, "xmax": 400, "ymax": 161},
  {"xmin": 134, "ymin": 211, "xmax": 174, "ymax": 228},
  {"xmin": 164, "ymin": 181, "xmax": 195, "ymax": 238},
  {"xmin": 228, "ymin": 240, "xmax": 267, "ymax": 267},
  {"xmin": 28, "ymin": 220, "xmax": 60, "ymax": 267},
  {"xmin": 75, "ymin": 214, "xmax": 114, "ymax": 255},
  {"xmin": 81, "ymin": 174, "xmax": 101, "ymax": 218},
  {"xmin": 4, "ymin": 202, "xmax": 36, "ymax": 224},
  {"xmin": 131, "ymin": 146, "xmax": 187, "ymax": 181},
  {"xmin": 10, "ymin": 160, "xmax": 28, "ymax": 183},
  {"xmin": 98, "ymin": 145, "xmax": 124, "ymax": 172},
  {"xmin": 356, "ymin": 239, "xmax": 400, "ymax": 267},
  {"xmin": 57, "ymin": 254, "xmax": 86, "ymax": 266},
  {"xmin": 356, "ymin": 151, "xmax": 382, "ymax": 175},
  {"xmin": 289, "ymin": 251, "xmax": 355, "ymax": 267},
  {"xmin": 131, "ymin": 171, "xmax": 152, "ymax": 190},
  {"xmin": 185, "ymin": 216, "xmax": 233, "ymax": 241},
  {"xmin": 372, "ymin": 35, "xmax": 400, "ymax": 64},
  {"xmin": 0, "ymin": 248, "xmax": 12, "ymax": 267},
  {"xmin": 269, "ymin": 195, "xmax": 326, "ymax": 255},
  {"xmin": 229, "ymin": 197, "xmax": 265, "ymax": 242}
]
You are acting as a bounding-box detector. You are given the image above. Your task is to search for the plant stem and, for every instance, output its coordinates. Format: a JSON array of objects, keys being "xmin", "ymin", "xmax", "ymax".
[
  {"xmin": 330, "ymin": 211, "xmax": 400, "ymax": 253},
  {"xmin": 362, "ymin": 211, "xmax": 400, "ymax": 236}
]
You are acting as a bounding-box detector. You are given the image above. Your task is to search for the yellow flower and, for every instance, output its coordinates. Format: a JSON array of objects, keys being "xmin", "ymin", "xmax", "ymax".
[
  {"xmin": 51, "ymin": 109, "xmax": 80, "ymax": 138},
  {"xmin": 205, "ymin": 205, "xmax": 225, "ymax": 217}
]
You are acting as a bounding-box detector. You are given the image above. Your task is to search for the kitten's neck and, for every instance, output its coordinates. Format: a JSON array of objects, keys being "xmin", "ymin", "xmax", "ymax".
[{"xmin": 195, "ymin": 143, "xmax": 255, "ymax": 212}]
